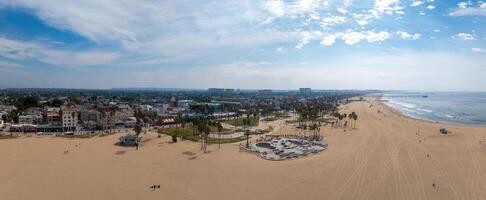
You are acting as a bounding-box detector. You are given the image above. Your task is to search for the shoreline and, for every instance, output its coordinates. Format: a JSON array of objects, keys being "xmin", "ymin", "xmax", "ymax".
[{"xmin": 373, "ymin": 97, "xmax": 486, "ymax": 128}]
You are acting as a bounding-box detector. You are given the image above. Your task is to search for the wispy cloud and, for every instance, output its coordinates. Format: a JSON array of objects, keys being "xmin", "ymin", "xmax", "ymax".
[
  {"xmin": 452, "ymin": 33, "xmax": 476, "ymax": 41},
  {"xmin": 472, "ymin": 47, "xmax": 486, "ymax": 53},
  {"xmin": 449, "ymin": 2, "xmax": 486, "ymax": 16},
  {"xmin": 0, "ymin": 37, "xmax": 118, "ymax": 68}
]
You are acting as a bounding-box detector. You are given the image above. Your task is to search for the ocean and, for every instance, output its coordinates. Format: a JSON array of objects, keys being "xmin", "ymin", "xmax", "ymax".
[{"xmin": 382, "ymin": 91, "xmax": 486, "ymax": 125}]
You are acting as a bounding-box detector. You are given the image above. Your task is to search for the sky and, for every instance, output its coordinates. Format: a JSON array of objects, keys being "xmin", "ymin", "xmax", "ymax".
[{"xmin": 0, "ymin": 0, "xmax": 485, "ymax": 91}]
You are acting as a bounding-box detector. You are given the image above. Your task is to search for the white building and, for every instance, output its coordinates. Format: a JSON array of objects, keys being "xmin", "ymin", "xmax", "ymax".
[
  {"xmin": 61, "ymin": 106, "xmax": 78, "ymax": 131},
  {"xmin": 0, "ymin": 113, "xmax": 4, "ymax": 129}
]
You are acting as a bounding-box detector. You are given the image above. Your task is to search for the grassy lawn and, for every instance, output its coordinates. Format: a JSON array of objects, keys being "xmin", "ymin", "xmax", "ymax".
[
  {"xmin": 261, "ymin": 112, "xmax": 291, "ymax": 122},
  {"xmin": 225, "ymin": 117, "xmax": 260, "ymax": 127},
  {"xmin": 285, "ymin": 119, "xmax": 299, "ymax": 124},
  {"xmin": 158, "ymin": 125, "xmax": 235, "ymax": 142},
  {"xmin": 158, "ymin": 126, "xmax": 198, "ymax": 141},
  {"xmin": 208, "ymin": 136, "xmax": 246, "ymax": 144}
]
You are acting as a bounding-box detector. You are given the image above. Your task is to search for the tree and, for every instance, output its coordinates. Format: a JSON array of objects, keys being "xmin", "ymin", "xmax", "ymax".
[
  {"xmin": 351, "ymin": 112, "xmax": 358, "ymax": 129},
  {"xmin": 196, "ymin": 120, "xmax": 211, "ymax": 152},
  {"xmin": 49, "ymin": 99, "xmax": 64, "ymax": 107},
  {"xmin": 244, "ymin": 116, "xmax": 251, "ymax": 148},
  {"xmin": 133, "ymin": 109, "xmax": 143, "ymax": 150},
  {"xmin": 217, "ymin": 122, "xmax": 223, "ymax": 149},
  {"xmin": 348, "ymin": 113, "xmax": 353, "ymax": 129}
]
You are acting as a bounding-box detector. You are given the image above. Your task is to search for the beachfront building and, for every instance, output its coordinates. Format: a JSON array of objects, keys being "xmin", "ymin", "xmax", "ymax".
[
  {"xmin": 61, "ymin": 105, "xmax": 78, "ymax": 131},
  {"xmin": 45, "ymin": 107, "xmax": 62, "ymax": 125},
  {"xmin": 18, "ymin": 114, "xmax": 42, "ymax": 125},
  {"xmin": 96, "ymin": 105, "xmax": 135, "ymax": 130},
  {"xmin": 0, "ymin": 113, "xmax": 4, "ymax": 129},
  {"xmin": 79, "ymin": 106, "xmax": 99, "ymax": 131}
]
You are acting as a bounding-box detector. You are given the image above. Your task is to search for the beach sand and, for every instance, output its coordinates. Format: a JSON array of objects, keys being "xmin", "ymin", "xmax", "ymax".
[{"xmin": 1, "ymin": 99, "xmax": 486, "ymax": 200}]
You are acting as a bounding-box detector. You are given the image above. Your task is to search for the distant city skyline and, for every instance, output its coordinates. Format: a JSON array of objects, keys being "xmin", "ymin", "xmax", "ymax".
[{"xmin": 0, "ymin": 0, "xmax": 485, "ymax": 91}]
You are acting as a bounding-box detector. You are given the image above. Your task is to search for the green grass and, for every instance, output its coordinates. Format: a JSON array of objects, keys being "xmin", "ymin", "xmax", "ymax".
[
  {"xmin": 285, "ymin": 119, "xmax": 299, "ymax": 124},
  {"xmin": 158, "ymin": 125, "xmax": 245, "ymax": 144},
  {"xmin": 262, "ymin": 114, "xmax": 290, "ymax": 122},
  {"xmin": 158, "ymin": 126, "xmax": 197, "ymax": 140},
  {"xmin": 225, "ymin": 117, "xmax": 260, "ymax": 127},
  {"xmin": 207, "ymin": 136, "xmax": 246, "ymax": 144}
]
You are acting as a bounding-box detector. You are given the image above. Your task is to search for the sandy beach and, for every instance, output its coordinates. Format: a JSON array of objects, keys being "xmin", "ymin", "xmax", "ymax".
[{"xmin": 1, "ymin": 99, "xmax": 486, "ymax": 200}]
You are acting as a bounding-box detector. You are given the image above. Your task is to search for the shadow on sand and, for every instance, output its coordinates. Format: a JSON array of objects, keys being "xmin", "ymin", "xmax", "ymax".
[{"xmin": 182, "ymin": 151, "xmax": 198, "ymax": 160}]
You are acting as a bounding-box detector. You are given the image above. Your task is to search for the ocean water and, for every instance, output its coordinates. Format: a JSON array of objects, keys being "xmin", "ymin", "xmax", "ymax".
[{"xmin": 382, "ymin": 92, "xmax": 486, "ymax": 125}]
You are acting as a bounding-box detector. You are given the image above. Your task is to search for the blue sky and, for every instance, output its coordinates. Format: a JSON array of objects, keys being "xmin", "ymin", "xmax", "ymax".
[{"xmin": 0, "ymin": 0, "xmax": 485, "ymax": 90}]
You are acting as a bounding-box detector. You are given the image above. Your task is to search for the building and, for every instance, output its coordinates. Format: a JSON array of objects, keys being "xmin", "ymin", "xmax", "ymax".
[
  {"xmin": 258, "ymin": 89, "xmax": 273, "ymax": 95},
  {"xmin": 18, "ymin": 115, "xmax": 42, "ymax": 125},
  {"xmin": 208, "ymin": 88, "xmax": 225, "ymax": 94},
  {"xmin": 61, "ymin": 105, "xmax": 78, "ymax": 131},
  {"xmin": 45, "ymin": 107, "xmax": 62, "ymax": 125},
  {"xmin": 299, "ymin": 88, "xmax": 312, "ymax": 94},
  {"xmin": 79, "ymin": 108, "xmax": 99, "ymax": 131},
  {"xmin": 177, "ymin": 100, "xmax": 194, "ymax": 109},
  {"xmin": 0, "ymin": 113, "xmax": 4, "ymax": 129}
]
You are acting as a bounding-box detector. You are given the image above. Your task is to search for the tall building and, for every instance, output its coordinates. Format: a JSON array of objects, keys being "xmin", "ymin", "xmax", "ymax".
[
  {"xmin": 61, "ymin": 105, "xmax": 78, "ymax": 131},
  {"xmin": 208, "ymin": 88, "xmax": 225, "ymax": 94},
  {"xmin": 299, "ymin": 88, "xmax": 312, "ymax": 94},
  {"xmin": 258, "ymin": 89, "xmax": 273, "ymax": 95}
]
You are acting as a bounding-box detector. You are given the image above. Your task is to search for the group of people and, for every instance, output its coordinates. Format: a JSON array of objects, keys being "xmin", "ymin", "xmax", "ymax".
[{"xmin": 150, "ymin": 185, "xmax": 160, "ymax": 191}]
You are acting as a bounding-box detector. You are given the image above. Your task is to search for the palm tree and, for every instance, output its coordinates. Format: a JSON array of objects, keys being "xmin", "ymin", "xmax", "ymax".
[
  {"xmin": 348, "ymin": 113, "xmax": 353, "ymax": 129},
  {"xmin": 202, "ymin": 123, "xmax": 211, "ymax": 153},
  {"xmin": 217, "ymin": 122, "xmax": 223, "ymax": 149},
  {"xmin": 133, "ymin": 112, "xmax": 143, "ymax": 150},
  {"xmin": 351, "ymin": 112, "xmax": 358, "ymax": 129}
]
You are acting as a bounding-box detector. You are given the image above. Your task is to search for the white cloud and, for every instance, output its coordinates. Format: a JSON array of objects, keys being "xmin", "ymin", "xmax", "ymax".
[
  {"xmin": 365, "ymin": 31, "xmax": 391, "ymax": 42},
  {"xmin": 337, "ymin": 8, "xmax": 349, "ymax": 14},
  {"xmin": 276, "ymin": 47, "xmax": 284, "ymax": 52},
  {"xmin": 340, "ymin": 31, "xmax": 391, "ymax": 45},
  {"xmin": 352, "ymin": 13, "xmax": 374, "ymax": 26},
  {"xmin": 453, "ymin": 33, "xmax": 476, "ymax": 41},
  {"xmin": 295, "ymin": 31, "xmax": 322, "ymax": 49},
  {"xmin": 0, "ymin": 37, "xmax": 118, "ymax": 68},
  {"xmin": 342, "ymin": 32, "xmax": 366, "ymax": 45},
  {"xmin": 264, "ymin": 0, "xmax": 285, "ymax": 17},
  {"xmin": 472, "ymin": 47, "xmax": 486, "ymax": 53},
  {"xmin": 457, "ymin": 2, "xmax": 468, "ymax": 9},
  {"xmin": 426, "ymin": 5, "xmax": 435, "ymax": 10},
  {"xmin": 396, "ymin": 31, "xmax": 421, "ymax": 40},
  {"xmin": 410, "ymin": 1, "xmax": 424, "ymax": 7},
  {"xmin": 449, "ymin": 3, "xmax": 486, "ymax": 16},
  {"xmin": 321, "ymin": 16, "xmax": 347, "ymax": 27},
  {"xmin": 0, "ymin": 0, "xmax": 293, "ymax": 61},
  {"xmin": 320, "ymin": 34, "xmax": 339, "ymax": 46},
  {"xmin": 373, "ymin": 0, "xmax": 404, "ymax": 16}
]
